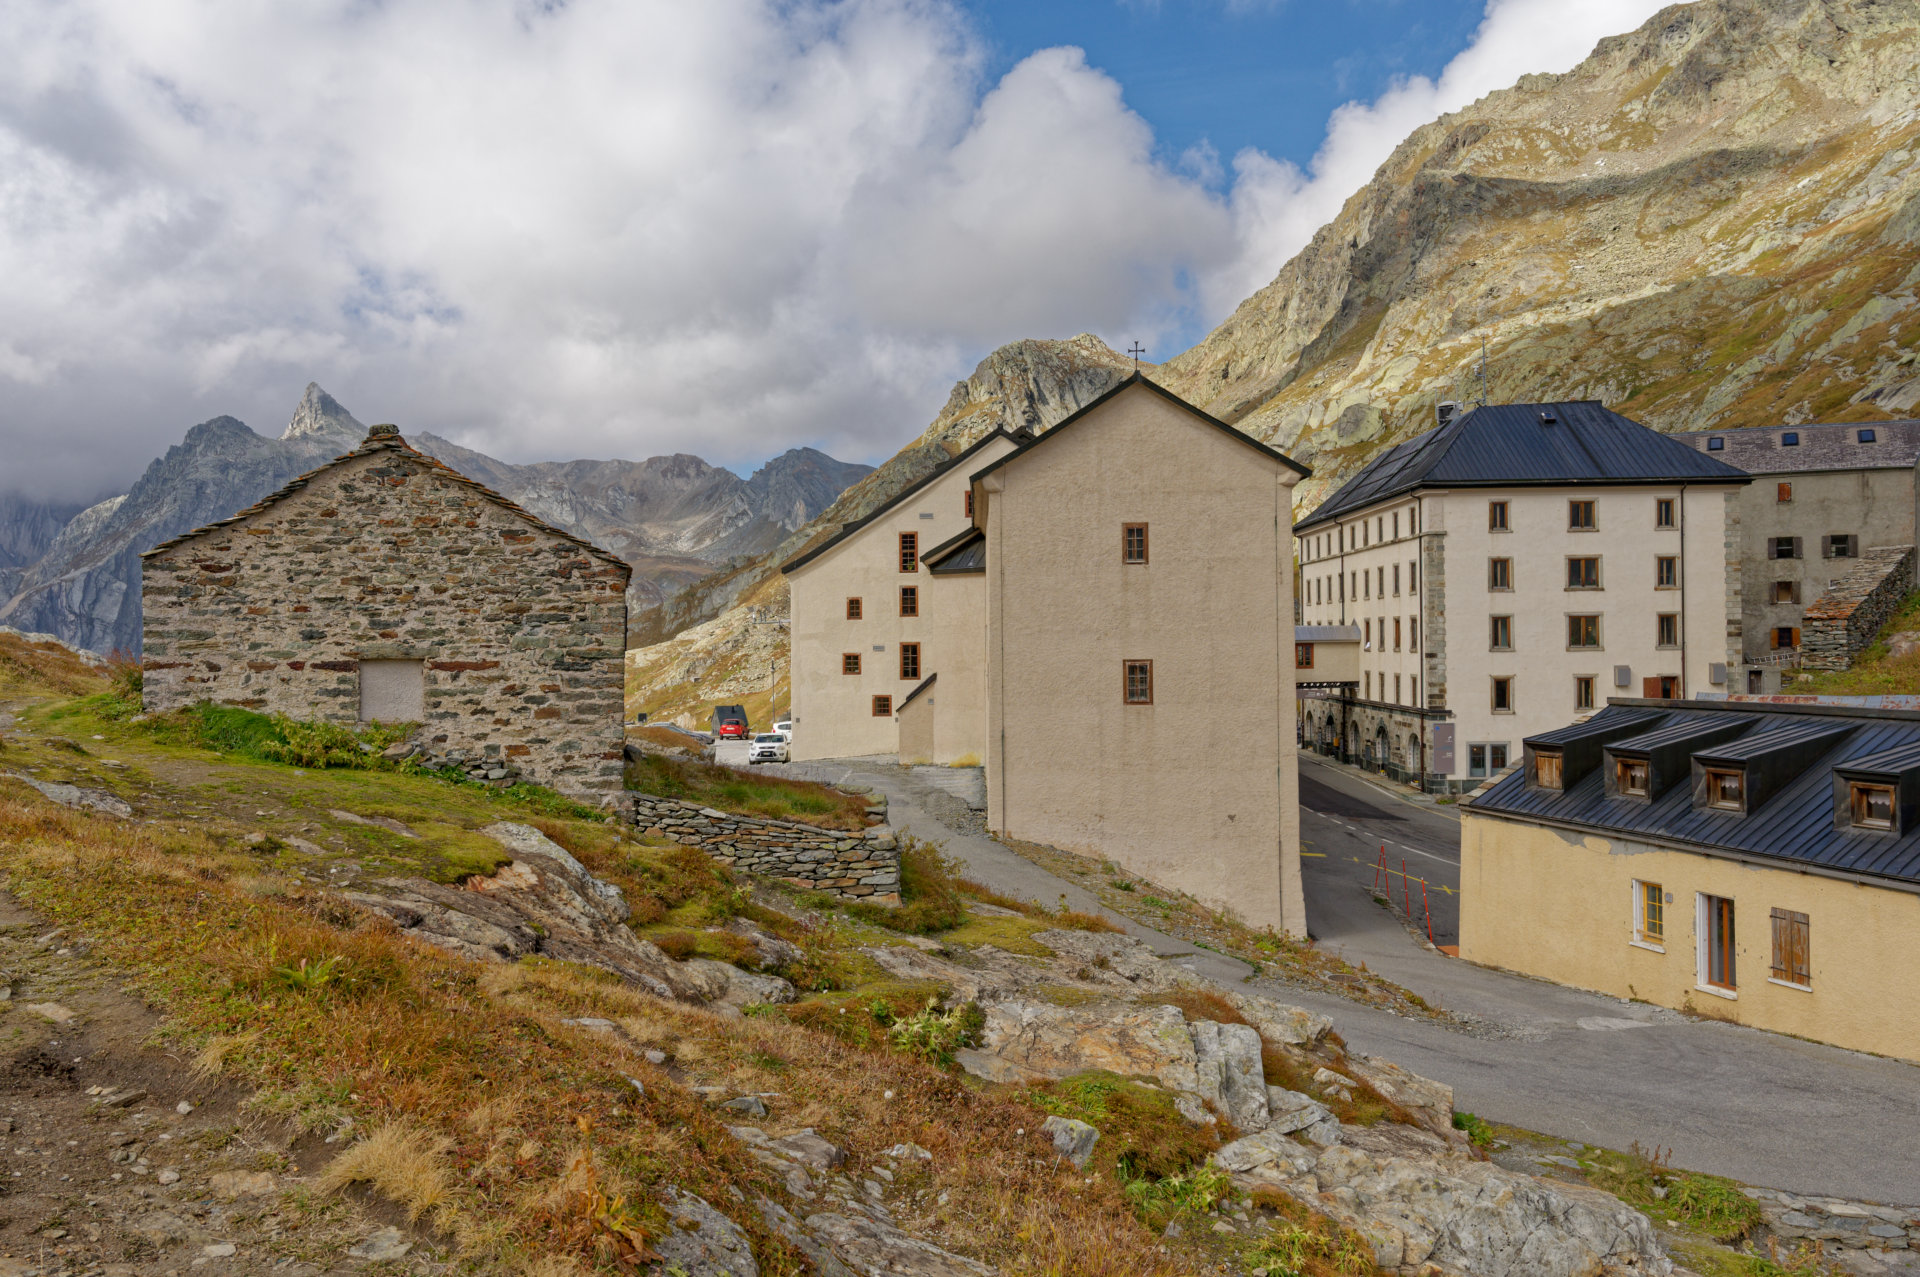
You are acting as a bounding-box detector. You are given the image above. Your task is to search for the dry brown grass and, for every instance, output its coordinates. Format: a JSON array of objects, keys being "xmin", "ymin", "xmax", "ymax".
[
  {"xmin": 0, "ymin": 790, "xmax": 1194, "ymax": 1275},
  {"xmin": 0, "ymin": 632, "xmax": 107, "ymax": 698}
]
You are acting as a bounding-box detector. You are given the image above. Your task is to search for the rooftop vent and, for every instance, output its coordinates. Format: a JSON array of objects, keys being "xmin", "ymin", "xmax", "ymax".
[
  {"xmin": 1539, "ymin": 410, "xmax": 1558, "ymax": 424},
  {"xmin": 1604, "ymin": 719, "xmax": 1755, "ymax": 803},
  {"xmin": 1436, "ymin": 401, "xmax": 1461, "ymax": 427},
  {"xmin": 1691, "ymin": 720, "xmax": 1855, "ymax": 816}
]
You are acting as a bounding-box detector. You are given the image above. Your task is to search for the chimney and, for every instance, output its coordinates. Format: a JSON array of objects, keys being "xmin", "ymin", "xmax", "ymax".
[
  {"xmin": 366, "ymin": 423, "xmax": 401, "ymax": 443},
  {"xmin": 1436, "ymin": 401, "xmax": 1460, "ymax": 428}
]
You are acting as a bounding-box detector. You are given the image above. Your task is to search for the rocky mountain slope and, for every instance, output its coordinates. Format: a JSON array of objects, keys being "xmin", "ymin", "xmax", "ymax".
[
  {"xmin": 634, "ymin": 0, "xmax": 1920, "ymax": 714},
  {"xmin": 0, "ymin": 384, "xmax": 870, "ymax": 657}
]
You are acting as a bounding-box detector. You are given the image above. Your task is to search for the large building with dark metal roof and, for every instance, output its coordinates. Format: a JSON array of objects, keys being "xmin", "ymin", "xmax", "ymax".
[
  {"xmin": 1674, "ymin": 421, "xmax": 1920, "ymax": 679},
  {"xmin": 1295, "ymin": 401, "xmax": 1749, "ymax": 792},
  {"xmin": 1461, "ymin": 698, "xmax": 1920, "ymax": 1062}
]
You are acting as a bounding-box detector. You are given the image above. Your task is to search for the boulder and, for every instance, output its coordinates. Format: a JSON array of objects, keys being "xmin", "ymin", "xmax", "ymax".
[
  {"xmin": 1040, "ymin": 1116, "xmax": 1100, "ymax": 1169},
  {"xmin": 1188, "ymin": 1021, "xmax": 1269, "ymax": 1132},
  {"xmin": 1221, "ymin": 989, "xmax": 1334, "ymax": 1047},
  {"xmin": 963, "ymin": 998, "xmax": 1198, "ymax": 1090},
  {"xmin": 1031, "ymin": 929, "xmax": 1187, "ymax": 991},
  {"xmin": 1265, "ymin": 1087, "xmax": 1335, "ymax": 1136},
  {"xmin": 802, "ymin": 1212, "xmax": 991, "ymax": 1277},
  {"xmin": 1345, "ymin": 1053, "xmax": 1455, "ymax": 1139},
  {"xmin": 723, "ymin": 918, "xmax": 806, "ymax": 969},
  {"xmin": 653, "ymin": 1187, "xmax": 760, "ymax": 1276}
]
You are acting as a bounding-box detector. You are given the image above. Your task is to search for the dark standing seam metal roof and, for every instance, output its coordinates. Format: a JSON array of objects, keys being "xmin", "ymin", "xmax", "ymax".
[
  {"xmin": 896, "ymin": 672, "xmax": 937, "ymax": 713},
  {"xmin": 924, "ymin": 527, "xmax": 985, "ymax": 574},
  {"xmin": 1472, "ymin": 702, "xmax": 1920, "ymax": 888},
  {"xmin": 1296, "ymin": 401, "xmax": 1750, "ymax": 534},
  {"xmin": 1675, "ymin": 420, "xmax": 1920, "ymax": 475},
  {"xmin": 1838, "ymin": 741, "xmax": 1920, "ymax": 775},
  {"xmin": 779, "ymin": 428, "xmax": 1018, "ymax": 576},
  {"xmin": 1526, "ymin": 709, "xmax": 1669, "ymax": 745},
  {"xmin": 965, "ymin": 372, "xmax": 1311, "ymax": 489}
]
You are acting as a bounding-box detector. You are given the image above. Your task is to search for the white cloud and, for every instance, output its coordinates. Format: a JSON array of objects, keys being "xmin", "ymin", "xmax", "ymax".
[{"xmin": 0, "ymin": 0, "xmax": 1672, "ymax": 499}]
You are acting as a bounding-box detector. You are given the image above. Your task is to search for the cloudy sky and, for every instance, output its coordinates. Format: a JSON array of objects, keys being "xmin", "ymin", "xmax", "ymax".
[{"xmin": 0, "ymin": 0, "xmax": 1674, "ymax": 500}]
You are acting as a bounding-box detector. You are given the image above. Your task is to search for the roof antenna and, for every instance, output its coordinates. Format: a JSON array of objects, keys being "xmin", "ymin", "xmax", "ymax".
[{"xmin": 1475, "ymin": 337, "xmax": 1490, "ymax": 408}]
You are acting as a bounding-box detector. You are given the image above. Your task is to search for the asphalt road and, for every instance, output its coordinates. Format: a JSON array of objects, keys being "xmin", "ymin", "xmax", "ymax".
[{"xmin": 734, "ymin": 749, "xmax": 1920, "ymax": 1204}]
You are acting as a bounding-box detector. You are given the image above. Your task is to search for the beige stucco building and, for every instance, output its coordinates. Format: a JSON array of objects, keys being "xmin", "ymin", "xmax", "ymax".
[
  {"xmin": 1461, "ymin": 699, "xmax": 1920, "ymax": 1062},
  {"xmin": 1675, "ymin": 420, "xmax": 1920, "ymax": 685},
  {"xmin": 782, "ymin": 430, "xmax": 1017, "ymax": 762},
  {"xmin": 973, "ymin": 377, "xmax": 1312, "ymax": 935},
  {"xmin": 1295, "ymin": 402, "xmax": 1749, "ymax": 790}
]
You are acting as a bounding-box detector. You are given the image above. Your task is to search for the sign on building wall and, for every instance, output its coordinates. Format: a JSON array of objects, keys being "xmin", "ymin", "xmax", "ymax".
[{"xmin": 1432, "ymin": 723, "xmax": 1455, "ymax": 773}]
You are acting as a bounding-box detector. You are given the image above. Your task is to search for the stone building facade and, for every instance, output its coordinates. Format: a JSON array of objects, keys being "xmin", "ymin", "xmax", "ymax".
[{"xmin": 140, "ymin": 423, "xmax": 630, "ymax": 800}]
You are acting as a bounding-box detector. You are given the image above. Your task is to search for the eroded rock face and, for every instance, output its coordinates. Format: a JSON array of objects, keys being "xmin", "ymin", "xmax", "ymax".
[
  {"xmin": 1217, "ymin": 1136, "xmax": 1671, "ymax": 1277},
  {"xmin": 1189, "ymin": 1020, "xmax": 1269, "ymax": 1132},
  {"xmin": 346, "ymin": 822, "xmax": 792, "ymax": 1010},
  {"xmin": 968, "ymin": 998, "xmax": 1198, "ymax": 1091},
  {"xmin": 1345, "ymin": 1052, "xmax": 1455, "ymax": 1138}
]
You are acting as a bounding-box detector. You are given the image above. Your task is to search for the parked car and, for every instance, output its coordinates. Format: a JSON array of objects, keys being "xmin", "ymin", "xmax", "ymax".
[
  {"xmin": 772, "ymin": 719, "xmax": 793, "ymax": 741},
  {"xmin": 711, "ymin": 704, "xmax": 750, "ymax": 739},
  {"xmin": 748, "ymin": 733, "xmax": 789, "ymax": 764}
]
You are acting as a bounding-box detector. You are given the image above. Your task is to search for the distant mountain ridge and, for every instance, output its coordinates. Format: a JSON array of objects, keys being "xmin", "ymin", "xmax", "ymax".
[{"xmin": 0, "ymin": 384, "xmax": 871, "ymax": 656}]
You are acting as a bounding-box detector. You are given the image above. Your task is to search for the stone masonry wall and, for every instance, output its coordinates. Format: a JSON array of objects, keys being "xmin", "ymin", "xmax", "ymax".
[
  {"xmin": 140, "ymin": 432, "xmax": 630, "ymax": 800},
  {"xmin": 1800, "ymin": 544, "xmax": 1916, "ymax": 670},
  {"xmin": 629, "ymin": 793, "xmax": 901, "ymax": 902}
]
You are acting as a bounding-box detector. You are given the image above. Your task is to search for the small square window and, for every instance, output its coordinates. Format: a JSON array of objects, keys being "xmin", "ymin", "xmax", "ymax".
[
  {"xmin": 1707, "ymin": 436, "xmax": 1724, "ymax": 450},
  {"xmin": 846, "ymin": 597, "xmax": 863, "ymax": 620},
  {"xmin": 1569, "ymin": 500, "xmax": 1596, "ymax": 530},
  {"xmin": 1575, "ymin": 675, "xmax": 1595, "ymax": 710},
  {"xmin": 1568, "ymin": 615, "xmax": 1601, "ymax": 649},
  {"xmin": 1491, "ymin": 677, "xmax": 1513, "ymax": 713},
  {"xmin": 1567, "ymin": 556, "xmax": 1600, "ymax": 589},
  {"xmin": 1616, "ymin": 757, "xmax": 1649, "ymax": 797},
  {"xmin": 1636, "ymin": 880, "xmax": 1665, "ymax": 945},
  {"xmin": 1655, "ymin": 498, "xmax": 1676, "ymax": 529},
  {"xmin": 899, "ymin": 585, "xmax": 918, "ymax": 617},
  {"xmin": 1658, "ymin": 613, "xmax": 1679, "ymax": 647},
  {"xmin": 1772, "ymin": 580, "xmax": 1799, "ymax": 604},
  {"xmin": 1489, "ymin": 557, "xmax": 1513, "ymax": 590},
  {"xmin": 1850, "ymin": 782, "xmax": 1896, "ymax": 830},
  {"xmin": 1706, "ymin": 767, "xmax": 1744, "ymax": 810},
  {"xmin": 1123, "ymin": 523, "xmax": 1149, "ymax": 564},
  {"xmin": 1488, "ymin": 500, "xmax": 1509, "ymax": 531},
  {"xmin": 842, "ymin": 653, "xmax": 861, "ymax": 675},
  {"xmin": 1778, "ymin": 482, "xmax": 1793, "ymax": 503},
  {"xmin": 1781, "ymin": 431, "xmax": 1800, "ymax": 447},
  {"xmin": 1533, "ymin": 750, "xmax": 1563, "ymax": 790},
  {"xmin": 1123, "ymin": 659, "xmax": 1154, "ymax": 704},
  {"xmin": 872, "ymin": 694, "xmax": 892, "ymax": 716},
  {"xmin": 1858, "ymin": 428, "xmax": 1877, "ymax": 443}
]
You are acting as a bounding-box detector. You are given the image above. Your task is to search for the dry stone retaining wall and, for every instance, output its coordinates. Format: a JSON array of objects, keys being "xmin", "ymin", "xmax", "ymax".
[
  {"xmin": 628, "ymin": 793, "xmax": 901, "ymax": 902},
  {"xmin": 140, "ymin": 429, "xmax": 630, "ymax": 800},
  {"xmin": 1800, "ymin": 544, "xmax": 1916, "ymax": 670}
]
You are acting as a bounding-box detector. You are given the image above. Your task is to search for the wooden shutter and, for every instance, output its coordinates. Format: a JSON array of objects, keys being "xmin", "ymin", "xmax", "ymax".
[
  {"xmin": 1821, "ymin": 535, "xmax": 1834, "ymax": 558},
  {"xmin": 1792, "ymin": 626, "xmax": 1802, "ymax": 647},
  {"xmin": 1771, "ymin": 909, "xmax": 1810, "ymax": 985},
  {"xmin": 1767, "ymin": 540, "xmax": 1778, "ymax": 560},
  {"xmin": 1643, "ymin": 676, "xmax": 1662, "ymax": 698},
  {"xmin": 1791, "ymin": 537, "xmax": 1802, "ymax": 559}
]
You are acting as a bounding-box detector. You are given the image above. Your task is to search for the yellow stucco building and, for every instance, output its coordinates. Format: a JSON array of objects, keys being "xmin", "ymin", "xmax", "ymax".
[{"xmin": 1462, "ymin": 699, "xmax": 1920, "ymax": 1062}]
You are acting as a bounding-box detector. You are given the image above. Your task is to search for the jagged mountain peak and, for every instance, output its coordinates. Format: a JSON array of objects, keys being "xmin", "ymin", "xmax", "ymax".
[{"xmin": 282, "ymin": 383, "xmax": 364, "ymax": 442}]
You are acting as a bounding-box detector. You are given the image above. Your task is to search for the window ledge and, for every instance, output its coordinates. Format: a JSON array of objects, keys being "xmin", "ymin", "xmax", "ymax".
[
  {"xmin": 1629, "ymin": 939, "xmax": 1666, "ymax": 954},
  {"xmin": 1694, "ymin": 983, "xmax": 1739, "ymax": 1001},
  {"xmin": 1564, "ymin": 586, "xmax": 1605, "ymax": 591},
  {"xmin": 1767, "ymin": 977, "xmax": 1813, "ymax": 993},
  {"xmin": 1654, "ymin": 585, "xmax": 1681, "ymax": 591}
]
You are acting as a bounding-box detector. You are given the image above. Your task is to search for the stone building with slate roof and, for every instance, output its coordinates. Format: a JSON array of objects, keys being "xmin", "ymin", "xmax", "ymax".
[
  {"xmin": 1676, "ymin": 421, "xmax": 1920, "ymax": 681},
  {"xmin": 140, "ymin": 423, "xmax": 631, "ymax": 800},
  {"xmin": 1294, "ymin": 401, "xmax": 1750, "ymax": 792}
]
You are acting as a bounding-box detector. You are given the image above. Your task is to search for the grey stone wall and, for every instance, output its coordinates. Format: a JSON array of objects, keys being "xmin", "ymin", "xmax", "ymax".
[
  {"xmin": 629, "ymin": 793, "xmax": 900, "ymax": 901},
  {"xmin": 1800, "ymin": 545, "xmax": 1917, "ymax": 670},
  {"xmin": 140, "ymin": 431, "xmax": 630, "ymax": 800}
]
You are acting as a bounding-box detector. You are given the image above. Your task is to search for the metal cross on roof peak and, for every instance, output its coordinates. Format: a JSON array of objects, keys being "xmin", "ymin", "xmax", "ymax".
[{"xmin": 1128, "ymin": 342, "xmax": 1146, "ymax": 370}]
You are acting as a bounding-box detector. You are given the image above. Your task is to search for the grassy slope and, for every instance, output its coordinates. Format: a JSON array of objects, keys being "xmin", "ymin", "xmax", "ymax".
[{"xmin": 1796, "ymin": 589, "xmax": 1920, "ymax": 696}]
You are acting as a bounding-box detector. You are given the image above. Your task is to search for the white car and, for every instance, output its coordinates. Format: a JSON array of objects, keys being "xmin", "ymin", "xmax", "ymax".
[
  {"xmin": 748, "ymin": 733, "xmax": 790, "ymax": 764},
  {"xmin": 772, "ymin": 719, "xmax": 793, "ymax": 741}
]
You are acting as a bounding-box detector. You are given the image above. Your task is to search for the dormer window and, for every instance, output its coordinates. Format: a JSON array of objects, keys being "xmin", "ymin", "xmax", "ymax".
[
  {"xmin": 1616, "ymin": 758, "xmax": 1650, "ymax": 797},
  {"xmin": 1850, "ymin": 782, "xmax": 1896, "ymax": 830},
  {"xmin": 1707, "ymin": 436, "xmax": 1724, "ymax": 450},
  {"xmin": 1534, "ymin": 750, "xmax": 1564, "ymax": 790},
  {"xmin": 1706, "ymin": 767, "xmax": 1745, "ymax": 811}
]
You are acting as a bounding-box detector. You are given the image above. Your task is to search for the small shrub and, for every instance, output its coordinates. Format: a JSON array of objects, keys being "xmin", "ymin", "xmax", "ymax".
[
  {"xmin": 261, "ymin": 716, "xmax": 412, "ymax": 768},
  {"xmin": 1028, "ymin": 1071, "xmax": 1219, "ymax": 1183},
  {"xmin": 847, "ymin": 838, "xmax": 966, "ymax": 934},
  {"xmin": 1452, "ymin": 1112, "xmax": 1495, "ymax": 1146},
  {"xmin": 885, "ymin": 998, "xmax": 981, "ymax": 1066},
  {"xmin": 272, "ymin": 954, "xmax": 348, "ymax": 995},
  {"xmin": 1667, "ymin": 1173, "xmax": 1764, "ymax": 1241},
  {"xmin": 1054, "ymin": 908, "xmax": 1121, "ymax": 934},
  {"xmin": 1121, "ymin": 1162, "xmax": 1233, "ymax": 1227},
  {"xmin": 1147, "ymin": 989, "xmax": 1251, "ymax": 1027},
  {"xmin": 652, "ymin": 930, "xmax": 699, "ymax": 960},
  {"xmin": 1248, "ymin": 1219, "xmax": 1377, "ymax": 1275}
]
